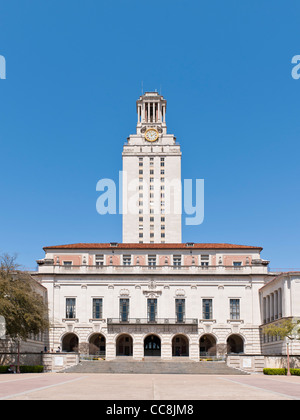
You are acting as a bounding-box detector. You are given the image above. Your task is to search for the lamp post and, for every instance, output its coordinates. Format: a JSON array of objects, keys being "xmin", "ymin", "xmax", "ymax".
[{"xmin": 286, "ymin": 340, "xmax": 291, "ymax": 376}]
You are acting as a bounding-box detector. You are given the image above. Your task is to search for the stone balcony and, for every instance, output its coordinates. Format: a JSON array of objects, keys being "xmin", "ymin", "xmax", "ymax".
[
  {"xmin": 107, "ymin": 318, "xmax": 198, "ymax": 325},
  {"xmin": 37, "ymin": 263, "xmax": 269, "ymax": 275}
]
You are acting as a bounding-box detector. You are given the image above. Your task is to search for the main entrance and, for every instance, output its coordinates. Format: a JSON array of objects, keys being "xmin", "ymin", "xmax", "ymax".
[{"xmin": 144, "ymin": 335, "xmax": 161, "ymax": 357}]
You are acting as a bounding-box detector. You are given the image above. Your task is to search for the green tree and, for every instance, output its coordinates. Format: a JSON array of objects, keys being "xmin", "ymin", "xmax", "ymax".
[
  {"xmin": 0, "ymin": 254, "xmax": 49, "ymax": 370},
  {"xmin": 262, "ymin": 318, "xmax": 300, "ymax": 376},
  {"xmin": 262, "ymin": 318, "xmax": 300, "ymax": 341}
]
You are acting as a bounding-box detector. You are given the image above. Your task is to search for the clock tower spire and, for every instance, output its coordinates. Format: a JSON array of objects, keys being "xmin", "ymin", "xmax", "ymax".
[{"xmin": 136, "ymin": 91, "xmax": 167, "ymax": 136}]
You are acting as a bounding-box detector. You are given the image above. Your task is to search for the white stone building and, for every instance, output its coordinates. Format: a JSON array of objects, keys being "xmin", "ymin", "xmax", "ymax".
[
  {"xmin": 36, "ymin": 242, "xmax": 272, "ymax": 360},
  {"xmin": 34, "ymin": 92, "xmax": 300, "ymax": 365}
]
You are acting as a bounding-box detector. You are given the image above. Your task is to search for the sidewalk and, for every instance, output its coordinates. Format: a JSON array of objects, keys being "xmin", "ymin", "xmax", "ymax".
[{"xmin": 0, "ymin": 373, "xmax": 300, "ymax": 400}]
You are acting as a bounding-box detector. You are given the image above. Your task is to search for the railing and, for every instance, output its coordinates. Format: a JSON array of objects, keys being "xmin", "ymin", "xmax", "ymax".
[
  {"xmin": 38, "ymin": 264, "xmax": 269, "ymax": 275},
  {"xmin": 107, "ymin": 318, "xmax": 198, "ymax": 325}
]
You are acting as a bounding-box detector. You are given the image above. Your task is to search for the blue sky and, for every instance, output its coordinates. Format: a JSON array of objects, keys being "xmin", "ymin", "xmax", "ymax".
[{"xmin": 0, "ymin": 0, "xmax": 300, "ymax": 270}]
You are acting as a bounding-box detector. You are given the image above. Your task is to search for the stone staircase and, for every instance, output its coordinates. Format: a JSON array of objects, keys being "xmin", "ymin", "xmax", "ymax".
[{"xmin": 62, "ymin": 358, "xmax": 248, "ymax": 375}]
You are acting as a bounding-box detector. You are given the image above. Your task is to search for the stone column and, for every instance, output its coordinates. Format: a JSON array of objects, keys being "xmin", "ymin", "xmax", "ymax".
[
  {"xmin": 189, "ymin": 335, "xmax": 200, "ymax": 361},
  {"xmin": 106, "ymin": 337, "xmax": 116, "ymax": 360},
  {"xmin": 161, "ymin": 336, "xmax": 172, "ymax": 360},
  {"xmin": 133, "ymin": 335, "xmax": 144, "ymax": 360}
]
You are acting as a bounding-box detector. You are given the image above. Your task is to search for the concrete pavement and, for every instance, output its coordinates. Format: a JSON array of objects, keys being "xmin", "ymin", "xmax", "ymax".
[{"xmin": 0, "ymin": 373, "xmax": 300, "ymax": 400}]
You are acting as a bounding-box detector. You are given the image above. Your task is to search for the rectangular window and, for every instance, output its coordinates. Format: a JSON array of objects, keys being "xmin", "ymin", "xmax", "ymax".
[
  {"xmin": 123, "ymin": 255, "xmax": 131, "ymax": 265},
  {"xmin": 95, "ymin": 255, "xmax": 104, "ymax": 266},
  {"xmin": 92, "ymin": 298, "xmax": 103, "ymax": 319},
  {"xmin": 66, "ymin": 298, "xmax": 76, "ymax": 319},
  {"xmin": 148, "ymin": 255, "xmax": 156, "ymax": 269},
  {"xmin": 233, "ymin": 261, "xmax": 242, "ymax": 267},
  {"xmin": 202, "ymin": 299, "xmax": 213, "ymax": 320},
  {"xmin": 230, "ymin": 299, "xmax": 240, "ymax": 320},
  {"xmin": 120, "ymin": 299, "xmax": 129, "ymax": 322},
  {"xmin": 173, "ymin": 255, "xmax": 181, "ymax": 269},
  {"xmin": 201, "ymin": 255, "xmax": 209, "ymax": 267},
  {"xmin": 63, "ymin": 261, "xmax": 72, "ymax": 270},
  {"xmin": 147, "ymin": 298, "xmax": 157, "ymax": 322},
  {"xmin": 176, "ymin": 299, "xmax": 185, "ymax": 323}
]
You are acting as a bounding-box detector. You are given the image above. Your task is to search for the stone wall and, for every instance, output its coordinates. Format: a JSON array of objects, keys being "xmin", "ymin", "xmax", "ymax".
[
  {"xmin": 227, "ymin": 354, "xmax": 300, "ymax": 372},
  {"xmin": 42, "ymin": 352, "xmax": 79, "ymax": 372}
]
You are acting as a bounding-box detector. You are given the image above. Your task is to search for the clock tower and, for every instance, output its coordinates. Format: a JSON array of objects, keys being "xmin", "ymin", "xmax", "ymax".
[{"xmin": 122, "ymin": 92, "xmax": 182, "ymax": 243}]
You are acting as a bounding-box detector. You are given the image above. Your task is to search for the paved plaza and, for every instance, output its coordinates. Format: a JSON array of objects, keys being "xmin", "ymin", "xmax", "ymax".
[{"xmin": 0, "ymin": 373, "xmax": 300, "ymax": 400}]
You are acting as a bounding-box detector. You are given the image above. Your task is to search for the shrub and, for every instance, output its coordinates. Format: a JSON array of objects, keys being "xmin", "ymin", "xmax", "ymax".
[
  {"xmin": 290, "ymin": 369, "xmax": 300, "ymax": 376},
  {"xmin": 263, "ymin": 368, "xmax": 287, "ymax": 375},
  {"xmin": 263, "ymin": 368, "xmax": 300, "ymax": 376},
  {"xmin": 19, "ymin": 365, "xmax": 44, "ymax": 373},
  {"xmin": 0, "ymin": 366, "xmax": 9, "ymax": 373}
]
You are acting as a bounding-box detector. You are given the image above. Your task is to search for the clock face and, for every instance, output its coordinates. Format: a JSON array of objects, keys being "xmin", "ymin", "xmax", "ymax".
[{"xmin": 145, "ymin": 128, "xmax": 159, "ymax": 142}]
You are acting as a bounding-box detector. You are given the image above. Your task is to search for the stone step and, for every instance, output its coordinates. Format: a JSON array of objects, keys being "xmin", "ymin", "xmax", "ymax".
[{"xmin": 62, "ymin": 360, "xmax": 248, "ymax": 375}]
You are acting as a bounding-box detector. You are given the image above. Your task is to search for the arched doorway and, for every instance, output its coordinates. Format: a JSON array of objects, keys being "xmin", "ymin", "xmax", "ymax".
[
  {"xmin": 227, "ymin": 334, "xmax": 244, "ymax": 354},
  {"xmin": 62, "ymin": 333, "xmax": 79, "ymax": 352},
  {"xmin": 144, "ymin": 334, "xmax": 161, "ymax": 357},
  {"xmin": 199, "ymin": 334, "xmax": 216, "ymax": 357},
  {"xmin": 116, "ymin": 334, "xmax": 133, "ymax": 356},
  {"xmin": 172, "ymin": 335, "xmax": 189, "ymax": 357},
  {"xmin": 89, "ymin": 334, "xmax": 106, "ymax": 357}
]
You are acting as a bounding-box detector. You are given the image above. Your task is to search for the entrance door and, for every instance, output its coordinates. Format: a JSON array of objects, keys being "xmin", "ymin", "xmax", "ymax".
[{"xmin": 144, "ymin": 335, "xmax": 161, "ymax": 357}]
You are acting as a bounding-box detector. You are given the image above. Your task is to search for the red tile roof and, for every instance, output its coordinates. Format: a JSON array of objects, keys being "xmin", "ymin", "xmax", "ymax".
[{"xmin": 43, "ymin": 243, "xmax": 263, "ymax": 251}]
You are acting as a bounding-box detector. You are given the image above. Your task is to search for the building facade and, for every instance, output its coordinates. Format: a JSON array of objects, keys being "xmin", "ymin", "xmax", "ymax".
[
  {"xmin": 34, "ymin": 92, "xmax": 300, "ymax": 363},
  {"xmin": 35, "ymin": 242, "xmax": 274, "ymax": 360}
]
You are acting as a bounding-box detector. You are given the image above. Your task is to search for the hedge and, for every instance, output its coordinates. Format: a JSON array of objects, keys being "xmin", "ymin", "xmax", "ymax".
[
  {"xmin": 0, "ymin": 365, "xmax": 44, "ymax": 373},
  {"xmin": 263, "ymin": 368, "xmax": 300, "ymax": 376}
]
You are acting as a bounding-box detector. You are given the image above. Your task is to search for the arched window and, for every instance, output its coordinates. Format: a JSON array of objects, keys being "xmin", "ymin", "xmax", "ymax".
[
  {"xmin": 172, "ymin": 335, "xmax": 189, "ymax": 357},
  {"xmin": 116, "ymin": 334, "xmax": 133, "ymax": 356},
  {"xmin": 89, "ymin": 334, "xmax": 106, "ymax": 356},
  {"xmin": 62, "ymin": 333, "xmax": 79, "ymax": 352},
  {"xmin": 227, "ymin": 334, "xmax": 244, "ymax": 354},
  {"xmin": 144, "ymin": 335, "xmax": 161, "ymax": 357},
  {"xmin": 199, "ymin": 334, "xmax": 216, "ymax": 357}
]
